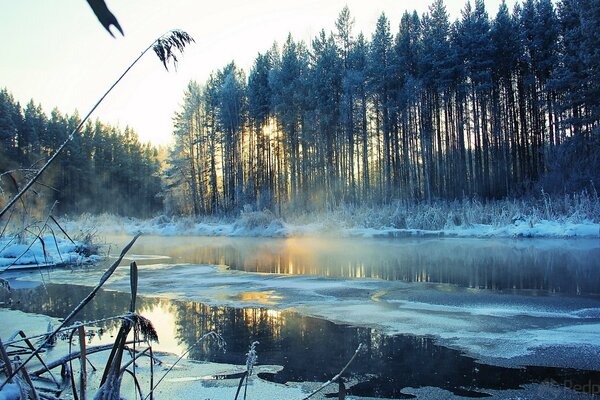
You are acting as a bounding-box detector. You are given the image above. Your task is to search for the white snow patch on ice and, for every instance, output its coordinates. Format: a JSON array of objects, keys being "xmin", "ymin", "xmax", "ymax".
[{"xmin": 0, "ymin": 235, "xmax": 100, "ymax": 271}]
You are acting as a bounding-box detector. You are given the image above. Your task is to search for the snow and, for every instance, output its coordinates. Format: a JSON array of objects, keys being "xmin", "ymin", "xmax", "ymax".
[
  {"xmin": 0, "ymin": 384, "xmax": 20, "ymax": 400},
  {"xmin": 0, "ymin": 235, "xmax": 101, "ymax": 271},
  {"xmin": 344, "ymin": 219, "xmax": 600, "ymax": 239},
  {"xmin": 0, "ymin": 308, "xmax": 307, "ymax": 400},
  {"xmin": 63, "ymin": 212, "xmax": 600, "ymax": 239}
]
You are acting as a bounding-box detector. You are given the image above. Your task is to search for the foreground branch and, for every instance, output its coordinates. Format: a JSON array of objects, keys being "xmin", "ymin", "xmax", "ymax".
[
  {"xmin": 300, "ymin": 343, "xmax": 363, "ymax": 400},
  {"xmin": 31, "ymin": 342, "xmax": 137, "ymax": 377}
]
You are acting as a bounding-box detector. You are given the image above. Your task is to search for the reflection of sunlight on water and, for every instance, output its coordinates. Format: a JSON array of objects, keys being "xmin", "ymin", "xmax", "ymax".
[
  {"xmin": 106, "ymin": 234, "xmax": 600, "ymax": 295},
  {"xmin": 237, "ymin": 290, "xmax": 283, "ymax": 306},
  {"xmin": 370, "ymin": 290, "xmax": 388, "ymax": 302},
  {"xmin": 138, "ymin": 301, "xmax": 187, "ymax": 356}
]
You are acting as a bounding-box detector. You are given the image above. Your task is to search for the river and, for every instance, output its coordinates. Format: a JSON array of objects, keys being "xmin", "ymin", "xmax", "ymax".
[{"xmin": 3, "ymin": 235, "xmax": 600, "ymax": 398}]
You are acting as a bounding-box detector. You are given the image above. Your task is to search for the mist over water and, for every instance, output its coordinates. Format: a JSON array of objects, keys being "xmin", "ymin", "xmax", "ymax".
[{"xmin": 115, "ymin": 235, "xmax": 600, "ymax": 296}]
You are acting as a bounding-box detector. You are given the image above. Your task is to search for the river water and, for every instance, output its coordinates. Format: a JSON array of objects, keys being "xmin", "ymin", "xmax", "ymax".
[{"xmin": 3, "ymin": 235, "xmax": 600, "ymax": 398}]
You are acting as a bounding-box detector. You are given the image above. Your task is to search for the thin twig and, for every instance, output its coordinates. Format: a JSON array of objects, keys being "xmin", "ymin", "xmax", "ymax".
[
  {"xmin": 30, "ymin": 342, "xmax": 137, "ymax": 377},
  {"xmin": 68, "ymin": 328, "xmax": 79, "ymax": 400},
  {"xmin": 143, "ymin": 331, "xmax": 223, "ymax": 400},
  {"xmin": 0, "ymin": 206, "xmax": 15, "ymax": 239},
  {"xmin": 123, "ymin": 368, "xmax": 145, "ymax": 400},
  {"xmin": 15, "ymin": 331, "xmax": 60, "ymax": 387},
  {"xmin": 300, "ymin": 343, "xmax": 363, "ymax": 400},
  {"xmin": 19, "ymin": 362, "xmax": 40, "ymax": 400},
  {"xmin": 1, "ymin": 202, "xmax": 58, "ymax": 273},
  {"xmin": 0, "ymin": 337, "xmax": 14, "ymax": 383},
  {"xmin": 78, "ymin": 326, "xmax": 87, "ymax": 400},
  {"xmin": 3, "ymin": 315, "xmax": 129, "ymax": 346},
  {"xmin": 50, "ymin": 215, "xmax": 75, "ymax": 245}
]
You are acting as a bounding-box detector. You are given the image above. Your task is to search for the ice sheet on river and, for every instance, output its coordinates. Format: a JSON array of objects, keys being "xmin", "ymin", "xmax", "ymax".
[{"xmin": 44, "ymin": 262, "xmax": 600, "ymax": 370}]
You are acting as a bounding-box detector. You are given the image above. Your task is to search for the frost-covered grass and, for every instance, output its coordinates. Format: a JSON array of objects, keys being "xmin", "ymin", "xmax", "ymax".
[
  {"xmin": 304, "ymin": 191, "xmax": 600, "ymax": 230},
  {"xmin": 0, "ymin": 208, "xmax": 103, "ymax": 270},
  {"xmin": 62, "ymin": 192, "xmax": 600, "ymax": 239}
]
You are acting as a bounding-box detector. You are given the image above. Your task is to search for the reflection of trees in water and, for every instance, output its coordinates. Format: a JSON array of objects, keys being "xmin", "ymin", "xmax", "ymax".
[
  {"xmin": 168, "ymin": 300, "xmax": 596, "ymax": 398},
  {"xmin": 2, "ymin": 283, "xmax": 161, "ymax": 333},
  {"xmin": 154, "ymin": 238, "xmax": 600, "ymax": 294},
  {"xmin": 172, "ymin": 303, "xmax": 282, "ymax": 360}
]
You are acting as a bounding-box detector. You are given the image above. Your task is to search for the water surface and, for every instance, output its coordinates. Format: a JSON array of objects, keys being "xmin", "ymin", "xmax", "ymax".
[
  {"xmin": 3, "ymin": 235, "xmax": 600, "ymax": 398},
  {"xmin": 3, "ymin": 282, "xmax": 600, "ymax": 399},
  {"xmin": 113, "ymin": 235, "xmax": 600, "ymax": 295}
]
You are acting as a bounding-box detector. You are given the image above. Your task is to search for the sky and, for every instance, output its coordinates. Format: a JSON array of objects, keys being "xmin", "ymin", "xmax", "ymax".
[{"xmin": 0, "ymin": 0, "xmax": 517, "ymax": 147}]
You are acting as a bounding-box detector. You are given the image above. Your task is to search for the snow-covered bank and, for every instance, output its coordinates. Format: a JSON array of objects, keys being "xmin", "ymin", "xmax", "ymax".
[
  {"xmin": 344, "ymin": 218, "xmax": 600, "ymax": 238},
  {"xmin": 64, "ymin": 210, "xmax": 600, "ymax": 239},
  {"xmin": 0, "ymin": 235, "xmax": 101, "ymax": 271}
]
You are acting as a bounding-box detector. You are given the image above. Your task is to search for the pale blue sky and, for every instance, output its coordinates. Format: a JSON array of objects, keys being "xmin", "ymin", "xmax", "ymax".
[{"xmin": 0, "ymin": 0, "xmax": 516, "ymax": 146}]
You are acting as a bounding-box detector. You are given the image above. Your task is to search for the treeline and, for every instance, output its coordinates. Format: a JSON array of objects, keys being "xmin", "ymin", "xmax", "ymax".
[
  {"xmin": 0, "ymin": 89, "xmax": 162, "ymax": 217},
  {"xmin": 167, "ymin": 0, "xmax": 600, "ymax": 216}
]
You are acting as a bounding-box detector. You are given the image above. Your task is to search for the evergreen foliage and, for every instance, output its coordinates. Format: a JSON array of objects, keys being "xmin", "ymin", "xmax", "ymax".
[
  {"xmin": 167, "ymin": 0, "xmax": 600, "ymax": 215},
  {"xmin": 0, "ymin": 89, "xmax": 162, "ymax": 217},
  {"xmin": 4, "ymin": 1, "xmax": 598, "ymax": 218}
]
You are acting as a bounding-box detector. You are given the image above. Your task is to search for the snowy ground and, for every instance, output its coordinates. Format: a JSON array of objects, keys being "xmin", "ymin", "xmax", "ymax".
[
  {"xmin": 63, "ymin": 210, "xmax": 600, "ymax": 239},
  {"xmin": 0, "ymin": 235, "xmax": 101, "ymax": 272}
]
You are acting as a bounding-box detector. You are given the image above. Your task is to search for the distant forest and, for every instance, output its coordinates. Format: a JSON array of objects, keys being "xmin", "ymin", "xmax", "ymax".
[
  {"xmin": 0, "ymin": 89, "xmax": 162, "ymax": 216},
  {"xmin": 1, "ymin": 0, "xmax": 599, "ymax": 219},
  {"xmin": 167, "ymin": 0, "xmax": 599, "ymax": 216}
]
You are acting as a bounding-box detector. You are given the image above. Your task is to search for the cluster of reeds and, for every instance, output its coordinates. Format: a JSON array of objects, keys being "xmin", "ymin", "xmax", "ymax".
[
  {"xmin": 0, "ymin": 201, "xmax": 98, "ymax": 275},
  {"xmin": 1, "ymin": 235, "xmax": 145, "ymax": 399}
]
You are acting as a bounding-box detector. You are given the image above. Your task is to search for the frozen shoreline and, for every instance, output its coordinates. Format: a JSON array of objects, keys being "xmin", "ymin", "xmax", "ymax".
[
  {"xmin": 64, "ymin": 212, "xmax": 600, "ymax": 240},
  {"xmin": 2, "ymin": 308, "xmax": 594, "ymax": 400},
  {"xmin": 2, "ymin": 214, "xmax": 597, "ymax": 271}
]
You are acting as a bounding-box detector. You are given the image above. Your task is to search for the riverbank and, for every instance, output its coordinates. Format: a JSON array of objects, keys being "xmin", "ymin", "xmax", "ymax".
[{"xmin": 62, "ymin": 197, "xmax": 600, "ymax": 239}]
